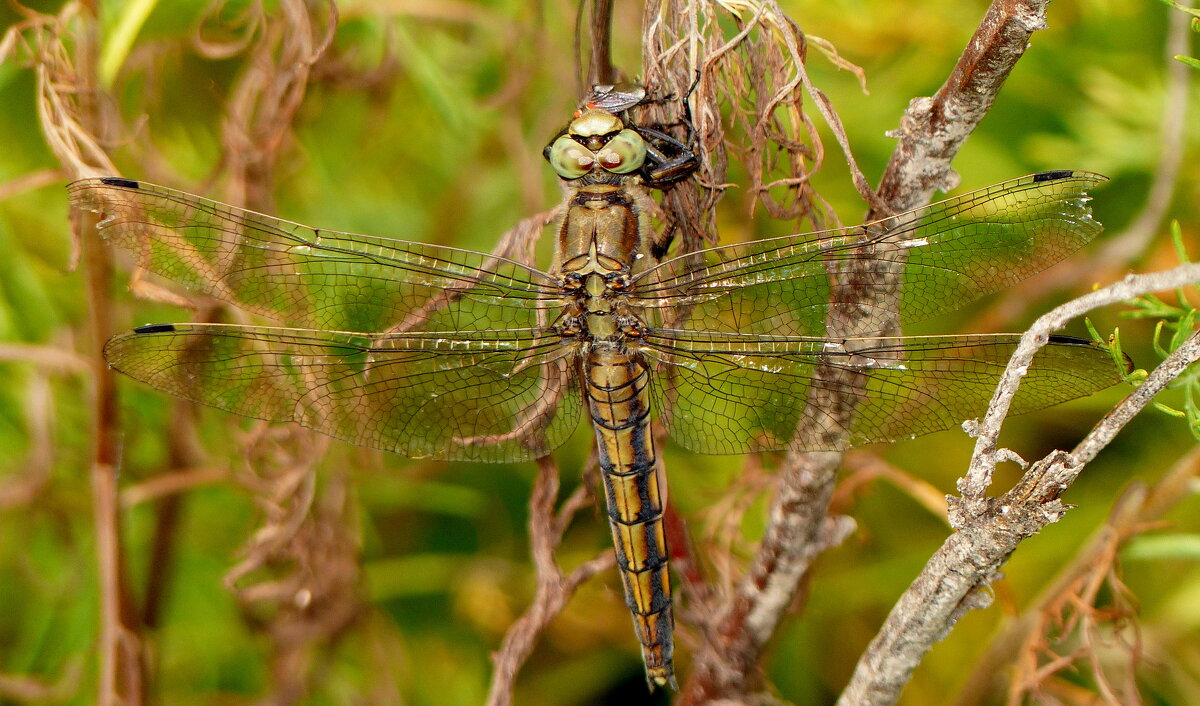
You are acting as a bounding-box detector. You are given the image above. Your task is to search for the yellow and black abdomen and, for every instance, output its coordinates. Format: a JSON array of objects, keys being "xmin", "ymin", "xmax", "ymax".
[{"xmin": 583, "ymin": 346, "xmax": 675, "ymax": 689}]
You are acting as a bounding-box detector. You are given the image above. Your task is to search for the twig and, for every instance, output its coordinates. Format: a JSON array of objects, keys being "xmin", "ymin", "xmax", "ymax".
[
  {"xmin": 141, "ymin": 401, "xmax": 206, "ymax": 630},
  {"xmin": 0, "ymin": 658, "xmax": 84, "ymax": 702},
  {"xmin": 681, "ymin": 1, "xmax": 1060, "ymax": 700},
  {"xmin": 871, "ymin": 0, "xmax": 1055, "ymax": 217},
  {"xmin": 25, "ymin": 3, "xmax": 148, "ymax": 701},
  {"xmin": 835, "ymin": 452, "xmax": 951, "ymax": 521},
  {"xmin": 955, "ymin": 447, "xmax": 1199, "ymax": 705},
  {"xmin": 0, "ymin": 342, "xmax": 90, "ymax": 372},
  {"xmin": 586, "ymin": 0, "xmax": 616, "ymax": 87},
  {"xmin": 0, "ymin": 167, "xmax": 65, "ymax": 201},
  {"xmin": 486, "ymin": 456, "xmax": 613, "ymax": 706},
  {"xmin": 971, "ymin": 3, "xmax": 1194, "ymax": 331},
  {"xmin": 119, "ymin": 467, "xmax": 230, "ymax": 507},
  {"xmin": 838, "ymin": 265, "xmax": 1200, "ymax": 706},
  {"xmin": 962, "ymin": 263, "xmax": 1200, "ymax": 499}
]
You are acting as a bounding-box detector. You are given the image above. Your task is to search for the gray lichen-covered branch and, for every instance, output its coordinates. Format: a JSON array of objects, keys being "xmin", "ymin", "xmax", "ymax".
[
  {"xmin": 839, "ymin": 263, "xmax": 1200, "ymax": 706},
  {"xmin": 680, "ymin": 1, "xmax": 1064, "ymax": 702}
]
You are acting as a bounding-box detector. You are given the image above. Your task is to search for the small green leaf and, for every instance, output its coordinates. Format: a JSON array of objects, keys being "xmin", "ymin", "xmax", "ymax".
[
  {"xmin": 1170, "ymin": 221, "xmax": 1194, "ymax": 263},
  {"xmin": 1159, "ymin": 0, "xmax": 1200, "ymax": 19},
  {"xmin": 1153, "ymin": 320, "xmax": 1172, "ymax": 358},
  {"xmin": 1176, "ymin": 54, "xmax": 1200, "ymax": 70},
  {"xmin": 1170, "ymin": 311, "xmax": 1196, "ymax": 350}
]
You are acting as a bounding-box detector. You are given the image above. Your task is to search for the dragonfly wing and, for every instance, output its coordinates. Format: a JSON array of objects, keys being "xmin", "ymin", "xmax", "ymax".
[
  {"xmin": 105, "ymin": 324, "xmax": 582, "ymax": 462},
  {"xmin": 631, "ymin": 171, "xmax": 1107, "ymax": 337},
  {"xmin": 69, "ymin": 178, "xmax": 564, "ymax": 333},
  {"xmin": 639, "ymin": 332, "xmax": 1125, "ymax": 455}
]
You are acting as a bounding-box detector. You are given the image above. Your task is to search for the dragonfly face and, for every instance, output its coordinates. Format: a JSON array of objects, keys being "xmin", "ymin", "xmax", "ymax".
[
  {"xmin": 546, "ymin": 109, "xmax": 648, "ymax": 180},
  {"xmin": 69, "ymin": 106, "xmax": 1124, "ymax": 690}
]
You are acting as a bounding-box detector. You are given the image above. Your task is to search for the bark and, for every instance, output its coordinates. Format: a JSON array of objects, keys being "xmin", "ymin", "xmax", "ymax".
[
  {"xmin": 840, "ymin": 264, "xmax": 1200, "ymax": 705},
  {"xmin": 683, "ymin": 2, "xmax": 1061, "ymax": 702}
]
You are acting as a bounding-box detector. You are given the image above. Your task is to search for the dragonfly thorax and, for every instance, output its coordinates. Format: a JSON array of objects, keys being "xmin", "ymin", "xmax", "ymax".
[
  {"xmin": 554, "ymin": 197, "xmax": 647, "ymax": 344},
  {"xmin": 552, "ymin": 271, "xmax": 644, "ymax": 342}
]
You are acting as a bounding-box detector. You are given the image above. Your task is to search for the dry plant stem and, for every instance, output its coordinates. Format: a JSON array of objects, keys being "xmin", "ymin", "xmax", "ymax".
[
  {"xmin": 872, "ymin": 0, "xmax": 1053, "ymax": 217},
  {"xmin": 0, "ymin": 659, "xmax": 84, "ymax": 702},
  {"xmin": 973, "ymin": 4, "xmax": 1194, "ymax": 332},
  {"xmin": 963, "ymin": 262, "xmax": 1200, "ymax": 498},
  {"xmin": 41, "ymin": 8, "xmax": 148, "ymax": 704},
  {"xmin": 83, "ymin": 218, "xmax": 144, "ymax": 695},
  {"xmin": 836, "ymin": 452, "xmax": 951, "ymax": 520},
  {"xmin": 141, "ymin": 402, "xmax": 205, "ymax": 630},
  {"xmin": 0, "ymin": 342, "xmax": 89, "ymax": 371},
  {"xmin": 0, "ymin": 167, "xmax": 64, "ymax": 200},
  {"xmin": 80, "ymin": 203, "xmax": 145, "ymax": 706},
  {"xmin": 683, "ymin": 2, "xmax": 1055, "ymax": 700},
  {"xmin": 586, "ymin": 0, "xmax": 616, "ymax": 87},
  {"xmin": 120, "ymin": 467, "xmax": 230, "ymax": 507},
  {"xmin": 486, "ymin": 457, "xmax": 613, "ymax": 706},
  {"xmin": 839, "ymin": 264, "xmax": 1200, "ymax": 706},
  {"xmin": 954, "ymin": 447, "xmax": 1200, "ymax": 706}
]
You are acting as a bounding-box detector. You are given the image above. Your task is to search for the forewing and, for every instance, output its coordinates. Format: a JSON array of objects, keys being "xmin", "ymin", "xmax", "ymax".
[
  {"xmin": 640, "ymin": 332, "xmax": 1124, "ymax": 455},
  {"xmin": 69, "ymin": 178, "xmax": 563, "ymax": 333},
  {"xmin": 105, "ymin": 324, "xmax": 581, "ymax": 462},
  {"xmin": 631, "ymin": 171, "xmax": 1107, "ymax": 337}
]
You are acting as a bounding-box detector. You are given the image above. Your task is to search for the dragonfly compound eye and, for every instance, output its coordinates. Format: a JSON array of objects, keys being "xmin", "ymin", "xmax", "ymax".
[
  {"xmin": 548, "ymin": 135, "xmax": 596, "ymax": 179},
  {"xmin": 597, "ymin": 129, "xmax": 647, "ymax": 175}
]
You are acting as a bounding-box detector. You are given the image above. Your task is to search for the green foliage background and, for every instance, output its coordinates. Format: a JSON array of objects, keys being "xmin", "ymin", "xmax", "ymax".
[{"xmin": 0, "ymin": 1, "xmax": 1198, "ymax": 704}]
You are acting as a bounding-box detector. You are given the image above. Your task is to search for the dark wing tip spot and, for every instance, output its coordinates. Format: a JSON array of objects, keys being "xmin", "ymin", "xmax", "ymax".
[
  {"xmin": 1032, "ymin": 170, "xmax": 1076, "ymax": 183},
  {"xmin": 133, "ymin": 323, "xmax": 176, "ymax": 334},
  {"xmin": 1048, "ymin": 334, "xmax": 1090, "ymax": 346},
  {"xmin": 1047, "ymin": 334, "xmax": 1135, "ymax": 374},
  {"xmin": 99, "ymin": 177, "xmax": 140, "ymax": 189}
]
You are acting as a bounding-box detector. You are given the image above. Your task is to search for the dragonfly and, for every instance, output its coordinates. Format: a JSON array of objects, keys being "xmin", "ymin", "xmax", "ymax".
[{"xmin": 69, "ymin": 103, "xmax": 1121, "ymax": 690}]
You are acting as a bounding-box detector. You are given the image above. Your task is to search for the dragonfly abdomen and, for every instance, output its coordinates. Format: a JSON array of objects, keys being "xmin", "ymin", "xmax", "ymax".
[{"xmin": 583, "ymin": 347, "xmax": 675, "ymax": 690}]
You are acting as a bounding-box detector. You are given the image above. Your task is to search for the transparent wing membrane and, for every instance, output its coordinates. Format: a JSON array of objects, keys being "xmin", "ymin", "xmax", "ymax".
[
  {"xmin": 640, "ymin": 333, "xmax": 1124, "ymax": 455},
  {"xmin": 73, "ymin": 171, "xmax": 1120, "ymax": 461},
  {"xmin": 69, "ymin": 178, "xmax": 565, "ymax": 334},
  {"xmin": 632, "ymin": 172, "xmax": 1107, "ymax": 338},
  {"xmin": 104, "ymin": 323, "xmax": 581, "ymax": 462}
]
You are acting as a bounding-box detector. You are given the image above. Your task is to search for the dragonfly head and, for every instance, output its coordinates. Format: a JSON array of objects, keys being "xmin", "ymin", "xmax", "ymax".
[{"xmin": 545, "ymin": 109, "xmax": 647, "ymax": 180}]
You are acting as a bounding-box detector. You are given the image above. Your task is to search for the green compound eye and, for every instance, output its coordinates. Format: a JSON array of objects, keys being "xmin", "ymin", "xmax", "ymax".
[
  {"xmin": 548, "ymin": 135, "xmax": 595, "ymax": 179},
  {"xmin": 596, "ymin": 129, "xmax": 646, "ymax": 174}
]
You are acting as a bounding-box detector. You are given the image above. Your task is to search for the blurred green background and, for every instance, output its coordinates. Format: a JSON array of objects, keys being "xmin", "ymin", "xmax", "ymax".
[{"xmin": 0, "ymin": 0, "xmax": 1197, "ymax": 704}]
